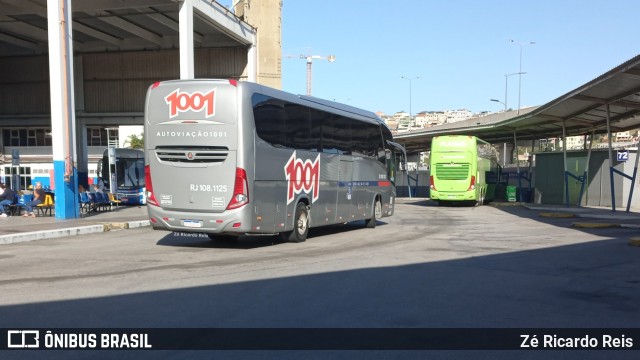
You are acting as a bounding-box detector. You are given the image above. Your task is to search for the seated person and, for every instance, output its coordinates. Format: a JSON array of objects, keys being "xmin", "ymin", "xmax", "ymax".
[
  {"xmin": 0, "ymin": 183, "xmax": 16, "ymax": 217},
  {"xmin": 24, "ymin": 182, "xmax": 45, "ymax": 218}
]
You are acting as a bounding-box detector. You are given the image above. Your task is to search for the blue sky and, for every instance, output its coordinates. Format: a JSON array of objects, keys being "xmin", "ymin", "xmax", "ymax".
[{"xmin": 236, "ymin": 1, "xmax": 640, "ymax": 115}]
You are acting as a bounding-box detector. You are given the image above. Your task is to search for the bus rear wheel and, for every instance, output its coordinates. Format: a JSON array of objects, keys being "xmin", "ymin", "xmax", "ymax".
[
  {"xmin": 476, "ymin": 189, "xmax": 485, "ymax": 206},
  {"xmin": 281, "ymin": 202, "xmax": 309, "ymax": 243},
  {"xmin": 365, "ymin": 199, "xmax": 381, "ymax": 228}
]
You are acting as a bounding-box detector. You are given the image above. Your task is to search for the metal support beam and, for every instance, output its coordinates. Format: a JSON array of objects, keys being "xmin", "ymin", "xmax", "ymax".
[
  {"xmin": 0, "ymin": 32, "xmax": 46, "ymax": 53},
  {"xmin": 562, "ymin": 120, "xmax": 569, "ymax": 206},
  {"xmin": 578, "ymin": 129, "xmax": 595, "ymax": 207},
  {"xmin": 47, "ymin": 0, "xmax": 79, "ymax": 219},
  {"xmin": 73, "ymin": 21, "xmax": 124, "ymax": 47},
  {"xmin": 96, "ymin": 14, "xmax": 163, "ymax": 45},
  {"xmin": 142, "ymin": 10, "xmax": 204, "ymax": 43},
  {"xmin": 0, "ymin": 15, "xmax": 49, "ymax": 42},
  {"xmin": 606, "ymin": 104, "xmax": 616, "ymax": 212},
  {"xmin": 626, "ymin": 137, "xmax": 640, "ymax": 212},
  {"xmin": 513, "ymin": 130, "xmax": 521, "ymax": 201},
  {"xmin": 76, "ymin": 120, "xmax": 89, "ymax": 188}
]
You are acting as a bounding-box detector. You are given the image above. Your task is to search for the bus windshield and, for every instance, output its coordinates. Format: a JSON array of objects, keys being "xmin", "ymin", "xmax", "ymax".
[
  {"xmin": 116, "ymin": 157, "xmax": 145, "ymax": 188},
  {"xmin": 97, "ymin": 147, "xmax": 146, "ymax": 205}
]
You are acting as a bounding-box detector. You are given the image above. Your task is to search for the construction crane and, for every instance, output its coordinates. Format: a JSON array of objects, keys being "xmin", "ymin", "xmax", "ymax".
[{"xmin": 286, "ymin": 54, "xmax": 336, "ymax": 96}]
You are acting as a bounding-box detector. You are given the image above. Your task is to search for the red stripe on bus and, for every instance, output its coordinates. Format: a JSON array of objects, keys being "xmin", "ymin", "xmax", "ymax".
[{"xmin": 378, "ymin": 181, "xmax": 391, "ymax": 187}]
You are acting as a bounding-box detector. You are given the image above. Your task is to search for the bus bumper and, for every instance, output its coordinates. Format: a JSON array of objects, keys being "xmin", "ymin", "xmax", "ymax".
[
  {"xmin": 430, "ymin": 191, "xmax": 476, "ymax": 201},
  {"xmin": 147, "ymin": 204, "xmax": 253, "ymax": 234}
]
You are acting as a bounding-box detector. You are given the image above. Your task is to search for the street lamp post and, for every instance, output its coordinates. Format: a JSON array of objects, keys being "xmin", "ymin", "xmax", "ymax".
[
  {"xmin": 509, "ymin": 39, "xmax": 535, "ymax": 114},
  {"xmin": 490, "ymin": 98, "xmax": 506, "ymax": 111},
  {"xmin": 401, "ymin": 76, "xmax": 420, "ymax": 124},
  {"xmin": 491, "ymin": 72, "xmax": 526, "ymax": 112}
]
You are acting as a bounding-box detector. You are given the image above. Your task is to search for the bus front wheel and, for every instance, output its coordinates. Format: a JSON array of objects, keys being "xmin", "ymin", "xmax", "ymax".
[{"xmin": 281, "ymin": 202, "xmax": 309, "ymax": 243}]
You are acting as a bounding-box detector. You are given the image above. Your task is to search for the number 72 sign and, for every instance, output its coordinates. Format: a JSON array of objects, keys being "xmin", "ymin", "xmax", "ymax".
[{"xmin": 617, "ymin": 150, "xmax": 629, "ymax": 162}]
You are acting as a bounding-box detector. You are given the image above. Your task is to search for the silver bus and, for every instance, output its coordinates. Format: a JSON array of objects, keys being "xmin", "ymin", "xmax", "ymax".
[{"xmin": 144, "ymin": 79, "xmax": 403, "ymax": 242}]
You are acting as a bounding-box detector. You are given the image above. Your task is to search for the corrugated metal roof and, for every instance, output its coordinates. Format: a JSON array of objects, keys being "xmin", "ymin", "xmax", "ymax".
[{"xmin": 397, "ymin": 54, "xmax": 640, "ymax": 154}]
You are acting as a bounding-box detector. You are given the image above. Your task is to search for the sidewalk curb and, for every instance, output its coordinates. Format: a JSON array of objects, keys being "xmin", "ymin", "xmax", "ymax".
[
  {"xmin": 539, "ymin": 212, "xmax": 576, "ymax": 218},
  {"xmin": 490, "ymin": 202, "xmax": 525, "ymax": 207},
  {"xmin": 571, "ymin": 222, "xmax": 621, "ymax": 229},
  {"xmin": 0, "ymin": 220, "xmax": 150, "ymax": 245},
  {"xmin": 0, "ymin": 225, "xmax": 107, "ymax": 245}
]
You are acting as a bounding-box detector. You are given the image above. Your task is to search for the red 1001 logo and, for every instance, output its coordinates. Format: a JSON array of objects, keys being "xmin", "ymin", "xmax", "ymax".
[
  {"xmin": 284, "ymin": 152, "xmax": 320, "ymax": 204},
  {"xmin": 164, "ymin": 89, "xmax": 215, "ymax": 118}
]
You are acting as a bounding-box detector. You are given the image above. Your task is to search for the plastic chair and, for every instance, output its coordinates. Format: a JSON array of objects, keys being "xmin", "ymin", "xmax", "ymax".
[
  {"xmin": 17, "ymin": 194, "xmax": 33, "ymax": 215},
  {"xmin": 94, "ymin": 192, "xmax": 111, "ymax": 211},
  {"xmin": 79, "ymin": 192, "xmax": 93, "ymax": 215},
  {"xmin": 36, "ymin": 193, "xmax": 54, "ymax": 216},
  {"xmin": 108, "ymin": 192, "xmax": 122, "ymax": 208}
]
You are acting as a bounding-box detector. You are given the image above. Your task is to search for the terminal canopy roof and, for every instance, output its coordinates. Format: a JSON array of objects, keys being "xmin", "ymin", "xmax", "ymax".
[
  {"xmin": 396, "ymin": 54, "xmax": 640, "ymax": 154},
  {"xmin": 0, "ymin": 0, "xmax": 254, "ymax": 57}
]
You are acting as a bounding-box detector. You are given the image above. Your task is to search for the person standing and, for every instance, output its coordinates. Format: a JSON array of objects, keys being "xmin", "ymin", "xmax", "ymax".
[
  {"xmin": 0, "ymin": 183, "xmax": 16, "ymax": 217},
  {"xmin": 24, "ymin": 182, "xmax": 45, "ymax": 218}
]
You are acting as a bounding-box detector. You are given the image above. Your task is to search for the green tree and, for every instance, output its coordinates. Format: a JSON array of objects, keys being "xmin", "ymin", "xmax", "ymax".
[{"xmin": 124, "ymin": 134, "xmax": 144, "ymax": 149}]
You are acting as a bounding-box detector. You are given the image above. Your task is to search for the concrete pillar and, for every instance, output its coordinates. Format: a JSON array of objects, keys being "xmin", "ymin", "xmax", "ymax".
[
  {"xmin": 76, "ymin": 120, "xmax": 88, "ymax": 188},
  {"xmin": 179, "ymin": 0, "xmax": 195, "ymax": 79},
  {"xmin": 499, "ymin": 143, "xmax": 515, "ymax": 166},
  {"xmin": 247, "ymin": 44, "xmax": 257, "ymax": 82},
  {"xmin": 74, "ymin": 57, "xmax": 88, "ymax": 188},
  {"xmin": 48, "ymin": 0, "xmax": 79, "ymax": 219}
]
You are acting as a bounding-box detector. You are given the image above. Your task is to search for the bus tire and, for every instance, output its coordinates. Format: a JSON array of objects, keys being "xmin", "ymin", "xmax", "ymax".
[
  {"xmin": 365, "ymin": 198, "xmax": 381, "ymax": 228},
  {"xmin": 476, "ymin": 189, "xmax": 485, "ymax": 206},
  {"xmin": 282, "ymin": 202, "xmax": 309, "ymax": 243}
]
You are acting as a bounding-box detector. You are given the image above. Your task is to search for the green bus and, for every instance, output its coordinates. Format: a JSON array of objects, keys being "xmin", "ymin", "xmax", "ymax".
[{"xmin": 429, "ymin": 135, "xmax": 500, "ymax": 205}]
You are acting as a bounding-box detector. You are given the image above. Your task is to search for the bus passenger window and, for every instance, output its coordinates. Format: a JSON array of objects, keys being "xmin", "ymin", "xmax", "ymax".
[{"xmin": 252, "ymin": 94, "xmax": 286, "ymax": 148}]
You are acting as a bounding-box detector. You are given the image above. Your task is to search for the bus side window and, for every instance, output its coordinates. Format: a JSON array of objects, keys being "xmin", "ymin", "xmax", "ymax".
[
  {"xmin": 252, "ymin": 94, "xmax": 286, "ymax": 148},
  {"xmin": 333, "ymin": 115, "xmax": 352, "ymax": 155},
  {"xmin": 309, "ymin": 108, "xmax": 324, "ymax": 153},
  {"xmin": 285, "ymin": 103, "xmax": 311, "ymax": 150}
]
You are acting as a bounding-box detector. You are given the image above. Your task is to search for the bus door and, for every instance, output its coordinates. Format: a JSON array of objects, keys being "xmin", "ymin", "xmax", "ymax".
[{"xmin": 337, "ymin": 158, "xmax": 354, "ymax": 222}]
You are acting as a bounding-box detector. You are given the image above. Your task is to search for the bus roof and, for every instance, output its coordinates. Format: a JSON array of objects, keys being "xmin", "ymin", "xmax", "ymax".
[
  {"xmin": 150, "ymin": 79, "xmax": 389, "ymax": 129},
  {"xmin": 433, "ymin": 135, "xmax": 490, "ymax": 145},
  {"xmin": 104, "ymin": 148, "xmax": 144, "ymax": 158},
  {"xmin": 248, "ymin": 81, "xmax": 384, "ymax": 126}
]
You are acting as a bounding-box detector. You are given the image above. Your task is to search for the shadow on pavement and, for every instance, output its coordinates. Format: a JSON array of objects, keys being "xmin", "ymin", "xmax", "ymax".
[{"xmin": 157, "ymin": 220, "xmax": 389, "ymax": 249}]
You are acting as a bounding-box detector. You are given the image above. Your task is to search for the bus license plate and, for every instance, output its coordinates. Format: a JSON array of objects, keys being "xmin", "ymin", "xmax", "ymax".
[{"xmin": 182, "ymin": 220, "xmax": 203, "ymax": 228}]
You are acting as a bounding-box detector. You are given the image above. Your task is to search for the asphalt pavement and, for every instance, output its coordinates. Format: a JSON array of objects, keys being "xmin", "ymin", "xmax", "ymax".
[{"xmin": 2, "ymin": 200, "xmax": 640, "ymax": 245}]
